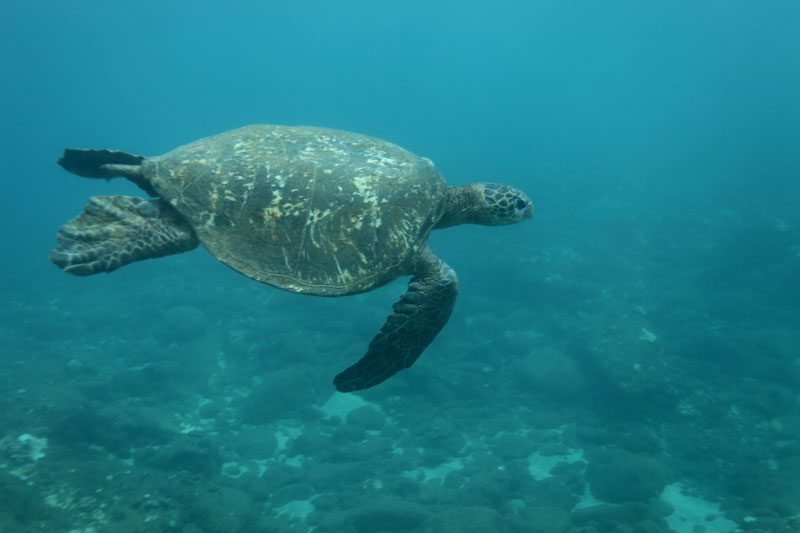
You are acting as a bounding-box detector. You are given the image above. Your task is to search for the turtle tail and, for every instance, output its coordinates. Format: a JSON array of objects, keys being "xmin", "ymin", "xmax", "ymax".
[{"xmin": 58, "ymin": 149, "xmax": 157, "ymax": 196}]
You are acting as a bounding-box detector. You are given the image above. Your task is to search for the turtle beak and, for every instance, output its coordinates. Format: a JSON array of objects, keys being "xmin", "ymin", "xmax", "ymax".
[{"xmin": 524, "ymin": 203, "xmax": 533, "ymax": 219}]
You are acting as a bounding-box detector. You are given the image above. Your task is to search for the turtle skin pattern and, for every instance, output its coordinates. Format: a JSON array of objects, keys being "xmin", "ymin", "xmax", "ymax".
[
  {"xmin": 335, "ymin": 249, "xmax": 458, "ymax": 391},
  {"xmin": 51, "ymin": 196, "xmax": 198, "ymax": 275}
]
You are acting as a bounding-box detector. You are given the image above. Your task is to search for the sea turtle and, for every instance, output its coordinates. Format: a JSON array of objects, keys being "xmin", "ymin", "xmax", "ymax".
[{"xmin": 51, "ymin": 125, "xmax": 533, "ymax": 392}]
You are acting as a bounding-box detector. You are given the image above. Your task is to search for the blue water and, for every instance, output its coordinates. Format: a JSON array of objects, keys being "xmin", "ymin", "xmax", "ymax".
[{"xmin": 2, "ymin": 1, "xmax": 799, "ymax": 532}]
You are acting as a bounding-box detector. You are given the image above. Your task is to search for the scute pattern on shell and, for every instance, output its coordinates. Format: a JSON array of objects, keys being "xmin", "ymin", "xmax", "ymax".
[{"xmin": 142, "ymin": 125, "xmax": 446, "ymax": 295}]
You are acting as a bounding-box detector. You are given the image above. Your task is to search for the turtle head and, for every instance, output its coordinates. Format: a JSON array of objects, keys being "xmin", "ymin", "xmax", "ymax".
[
  {"xmin": 473, "ymin": 183, "xmax": 533, "ymax": 226},
  {"xmin": 436, "ymin": 182, "xmax": 533, "ymax": 229}
]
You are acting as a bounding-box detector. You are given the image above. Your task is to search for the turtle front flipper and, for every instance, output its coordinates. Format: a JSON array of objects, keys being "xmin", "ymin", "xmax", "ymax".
[
  {"xmin": 50, "ymin": 195, "xmax": 199, "ymax": 276},
  {"xmin": 334, "ymin": 249, "xmax": 458, "ymax": 392}
]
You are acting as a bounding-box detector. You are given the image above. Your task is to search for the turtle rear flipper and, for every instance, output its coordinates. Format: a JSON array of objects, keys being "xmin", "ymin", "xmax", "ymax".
[
  {"xmin": 334, "ymin": 249, "xmax": 458, "ymax": 392},
  {"xmin": 50, "ymin": 195, "xmax": 199, "ymax": 276},
  {"xmin": 58, "ymin": 149, "xmax": 157, "ymax": 196}
]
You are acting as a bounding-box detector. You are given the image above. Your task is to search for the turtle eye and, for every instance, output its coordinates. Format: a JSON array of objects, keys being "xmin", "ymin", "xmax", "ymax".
[{"xmin": 515, "ymin": 198, "xmax": 528, "ymax": 210}]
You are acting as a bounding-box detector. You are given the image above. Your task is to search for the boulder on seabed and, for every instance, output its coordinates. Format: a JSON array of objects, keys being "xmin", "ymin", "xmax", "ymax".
[{"xmin": 585, "ymin": 449, "xmax": 667, "ymax": 503}]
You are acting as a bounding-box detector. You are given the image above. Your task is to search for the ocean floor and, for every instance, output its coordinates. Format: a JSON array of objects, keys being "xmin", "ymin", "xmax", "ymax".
[{"xmin": 1, "ymin": 198, "xmax": 799, "ymax": 533}]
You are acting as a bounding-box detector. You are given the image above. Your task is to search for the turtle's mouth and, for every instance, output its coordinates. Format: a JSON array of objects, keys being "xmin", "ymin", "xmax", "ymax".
[{"xmin": 524, "ymin": 203, "xmax": 533, "ymax": 219}]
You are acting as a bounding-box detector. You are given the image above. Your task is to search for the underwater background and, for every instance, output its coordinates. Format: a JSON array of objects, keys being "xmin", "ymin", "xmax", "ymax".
[{"xmin": 2, "ymin": 1, "xmax": 799, "ymax": 532}]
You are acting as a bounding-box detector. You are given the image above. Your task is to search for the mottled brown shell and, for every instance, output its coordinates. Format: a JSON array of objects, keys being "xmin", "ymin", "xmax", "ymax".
[{"xmin": 142, "ymin": 125, "xmax": 446, "ymax": 296}]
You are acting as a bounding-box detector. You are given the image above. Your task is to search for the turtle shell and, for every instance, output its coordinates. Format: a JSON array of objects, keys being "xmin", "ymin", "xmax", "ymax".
[{"xmin": 142, "ymin": 125, "xmax": 446, "ymax": 296}]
